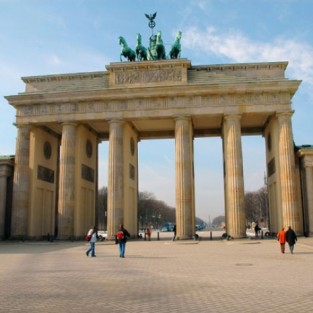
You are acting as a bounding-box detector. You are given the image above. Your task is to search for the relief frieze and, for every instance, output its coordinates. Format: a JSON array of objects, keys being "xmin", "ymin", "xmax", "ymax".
[
  {"xmin": 114, "ymin": 68, "xmax": 182, "ymax": 85},
  {"xmin": 16, "ymin": 92, "xmax": 289, "ymax": 118}
]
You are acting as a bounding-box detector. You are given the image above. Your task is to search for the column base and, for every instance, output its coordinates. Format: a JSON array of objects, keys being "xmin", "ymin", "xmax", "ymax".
[{"xmin": 176, "ymin": 234, "xmax": 194, "ymax": 240}]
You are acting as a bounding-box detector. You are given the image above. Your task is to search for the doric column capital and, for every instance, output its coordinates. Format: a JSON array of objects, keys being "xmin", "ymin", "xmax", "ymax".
[
  {"xmin": 61, "ymin": 121, "xmax": 78, "ymax": 127},
  {"xmin": 223, "ymin": 113, "xmax": 242, "ymax": 121},
  {"xmin": 276, "ymin": 111, "xmax": 294, "ymax": 122},
  {"xmin": 174, "ymin": 115, "xmax": 191, "ymax": 122},
  {"xmin": 0, "ymin": 164, "xmax": 14, "ymax": 177},
  {"xmin": 302, "ymin": 156, "xmax": 313, "ymax": 168},
  {"xmin": 15, "ymin": 123, "xmax": 30, "ymax": 129},
  {"xmin": 108, "ymin": 119, "xmax": 124, "ymax": 125}
]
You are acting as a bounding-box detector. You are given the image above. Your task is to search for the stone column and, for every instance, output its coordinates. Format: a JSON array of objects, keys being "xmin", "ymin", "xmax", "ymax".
[
  {"xmin": 11, "ymin": 125, "xmax": 30, "ymax": 239},
  {"xmin": 277, "ymin": 112, "xmax": 301, "ymax": 232},
  {"xmin": 0, "ymin": 163, "xmax": 13, "ymax": 239},
  {"xmin": 107, "ymin": 120, "xmax": 124, "ymax": 240},
  {"xmin": 223, "ymin": 115, "xmax": 246, "ymax": 238},
  {"xmin": 303, "ymin": 160, "xmax": 313, "ymax": 235},
  {"xmin": 58, "ymin": 123, "xmax": 77, "ymax": 239},
  {"xmin": 175, "ymin": 116, "xmax": 195, "ymax": 240},
  {"xmin": 0, "ymin": 170, "xmax": 7, "ymax": 239}
]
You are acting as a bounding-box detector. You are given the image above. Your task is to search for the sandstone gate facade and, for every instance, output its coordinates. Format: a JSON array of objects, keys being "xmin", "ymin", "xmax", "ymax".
[{"xmin": 4, "ymin": 59, "xmax": 313, "ymax": 240}]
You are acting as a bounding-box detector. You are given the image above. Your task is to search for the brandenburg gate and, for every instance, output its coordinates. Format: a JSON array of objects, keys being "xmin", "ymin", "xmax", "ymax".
[{"xmin": 4, "ymin": 58, "xmax": 313, "ymax": 240}]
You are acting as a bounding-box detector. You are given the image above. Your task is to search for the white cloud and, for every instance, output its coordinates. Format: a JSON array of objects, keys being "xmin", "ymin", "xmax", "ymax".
[
  {"xmin": 48, "ymin": 54, "xmax": 63, "ymax": 66},
  {"xmin": 183, "ymin": 26, "xmax": 313, "ymax": 92}
]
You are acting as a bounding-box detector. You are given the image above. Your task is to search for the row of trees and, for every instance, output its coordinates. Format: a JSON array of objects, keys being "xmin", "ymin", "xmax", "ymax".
[
  {"xmin": 97, "ymin": 187, "xmax": 205, "ymax": 230},
  {"xmin": 244, "ymin": 186, "xmax": 268, "ymax": 226},
  {"xmin": 97, "ymin": 186, "xmax": 268, "ymax": 230},
  {"xmin": 211, "ymin": 186, "xmax": 268, "ymax": 228}
]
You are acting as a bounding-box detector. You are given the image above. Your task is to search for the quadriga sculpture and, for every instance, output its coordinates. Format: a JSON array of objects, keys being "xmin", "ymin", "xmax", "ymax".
[
  {"xmin": 155, "ymin": 31, "xmax": 166, "ymax": 60},
  {"xmin": 169, "ymin": 31, "xmax": 182, "ymax": 59},
  {"xmin": 136, "ymin": 33, "xmax": 148, "ymax": 61},
  {"xmin": 119, "ymin": 36, "xmax": 136, "ymax": 62}
]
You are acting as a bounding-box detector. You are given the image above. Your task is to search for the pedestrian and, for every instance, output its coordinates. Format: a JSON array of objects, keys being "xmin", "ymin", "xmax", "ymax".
[
  {"xmin": 254, "ymin": 222, "xmax": 260, "ymax": 237},
  {"xmin": 277, "ymin": 227, "xmax": 286, "ymax": 254},
  {"xmin": 172, "ymin": 224, "xmax": 176, "ymax": 241},
  {"xmin": 285, "ymin": 226, "xmax": 297, "ymax": 254},
  {"xmin": 116, "ymin": 224, "xmax": 131, "ymax": 258},
  {"xmin": 86, "ymin": 226, "xmax": 98, "ymax": 257},
  {"xmin": 145, "ymin": 226, "xmax": 151, "ymax": 241}
]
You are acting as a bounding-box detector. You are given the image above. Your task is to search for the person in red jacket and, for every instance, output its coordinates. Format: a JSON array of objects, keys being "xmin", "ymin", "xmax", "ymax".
[{"xmin": 277, "ymin": 227, "xmax": 286, "ymax": 254}]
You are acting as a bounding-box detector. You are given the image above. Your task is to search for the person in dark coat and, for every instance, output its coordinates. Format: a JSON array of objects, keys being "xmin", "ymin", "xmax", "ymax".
[
  {"xmin": 285, "ymin": 226, "xmax": 297, "ymax": 254},
  {"xmin": 172, "ymin": 224, "xmax": 176, "ymax": 241},
  {"xmin": 254, "ymin": 222, "xmax": 260, "ymax": 238}
]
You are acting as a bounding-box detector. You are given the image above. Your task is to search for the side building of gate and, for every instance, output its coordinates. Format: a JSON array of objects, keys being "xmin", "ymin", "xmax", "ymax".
[{"xmin": 3, "ymin": 59, "xmax": 313, "ymax": 240}]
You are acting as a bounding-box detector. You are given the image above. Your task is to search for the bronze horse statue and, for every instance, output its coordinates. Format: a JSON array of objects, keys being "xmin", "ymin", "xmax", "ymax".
[
  {"xmin": 136, "ymin": 33, "xmax": 148, "ymax": 61},
  {"xmin": 169, "ymin": 31, "xmax": 182, "ymax": 59},
  {"xmin": 119, "ymin": 36, "xmax": 136, "ymax": 62},
  {"xmin": 147, "ymin": 31, "xmax": 166, "ymax": 60},
  {"xmin": 155, "ymin": 31, "xmax": 166, "ymax": 60}
]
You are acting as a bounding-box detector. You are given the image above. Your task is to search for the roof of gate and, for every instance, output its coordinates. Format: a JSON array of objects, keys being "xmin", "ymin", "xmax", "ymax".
[
  {"xmin": 19, "ymin": 60, "xmax": 291, "ymax": 93},
  {"xmin": 5, "ymin": 60, "xmax": 301, "ymax": 140}
]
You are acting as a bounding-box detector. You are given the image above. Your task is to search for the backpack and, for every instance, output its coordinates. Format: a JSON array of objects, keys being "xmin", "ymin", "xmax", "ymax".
[
  {"xmin": 86, "ymin": 228, "xmax": 93, "ymax": 241},
  {"xmin": 116, "ymin": 231, "xmax": 124, "ymax": 241}
]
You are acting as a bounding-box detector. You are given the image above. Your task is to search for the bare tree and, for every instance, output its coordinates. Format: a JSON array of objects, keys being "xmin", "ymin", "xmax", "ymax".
[
  {"xmin": 138, "ymin": 191, "xmax": 175, "ymax": 229},
  {"xmin": 97, "ymin": 188, "xmax": 206, "ymax": 230},
  {"xmin": 97, "ymin": 187, "xmax": 107, "ymax": 229},
  {"xmin": 245, "ymin": 186, "xmax": 268, "ymax": 226},
  {"xmin": 212, "ymin": 215, "xmax": 225, "ymax": 228}
]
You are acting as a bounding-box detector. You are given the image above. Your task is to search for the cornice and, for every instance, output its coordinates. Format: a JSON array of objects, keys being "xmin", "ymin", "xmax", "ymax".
[
  {"xmin": 5, "ymin": 79, "xmax": 301, "ymax": 107},
  {"xmin": 297, "ymin": 147, "xmax": 313, "ymax": 158},
  {"xmin": 21, "ymin": 71, "xmax": 107, "ymax": 84},
  {"xmin": 190, "ymin": 61, "xmax": 288, "ymax": 73}
]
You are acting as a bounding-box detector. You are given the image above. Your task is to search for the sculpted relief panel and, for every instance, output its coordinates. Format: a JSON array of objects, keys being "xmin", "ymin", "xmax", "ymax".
[
  {"xmin": 114, "ymin": 68, "xmax": 182, "ymax": 85},
  {"xmin": 16, "ymin": 92, "xmax": 290, "ymax": 121}
]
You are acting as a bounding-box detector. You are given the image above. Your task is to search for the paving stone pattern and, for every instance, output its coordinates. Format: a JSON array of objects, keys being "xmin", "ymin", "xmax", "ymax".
[{"xmin": 1, "ymin": 235, "xmax": 313, "ymax": 313}]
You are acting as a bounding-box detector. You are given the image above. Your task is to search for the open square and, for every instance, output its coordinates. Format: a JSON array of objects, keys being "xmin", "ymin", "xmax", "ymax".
[{"xmin": 1, "ymin": 235, "xmax": 313, "ymax": 313}]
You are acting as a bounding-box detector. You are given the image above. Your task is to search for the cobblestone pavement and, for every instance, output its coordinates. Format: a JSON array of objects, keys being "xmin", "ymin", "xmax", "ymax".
[{"xmin": 1, "ymin": 234, "xmax": 313, "ymax": 313}]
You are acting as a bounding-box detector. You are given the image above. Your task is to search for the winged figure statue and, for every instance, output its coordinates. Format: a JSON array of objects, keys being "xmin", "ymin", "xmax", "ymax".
[
  {"xmin": 145, "ymin": 12, "xmax": 157, "ymax": 29},
  {"xmin": 145, "ymin": 12, "xmax": 157, "ymax": 22}
]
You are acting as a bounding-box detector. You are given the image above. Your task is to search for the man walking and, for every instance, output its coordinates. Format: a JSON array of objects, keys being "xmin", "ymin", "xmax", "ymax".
[
  {"xmin": 116, "ymin": 224, "xmax": 131, "ymax": 258},
  {"xmin": 286, "ymin": 226, "xmax": 297, "ymax": 254},
  {"xmin": 86, "ymin": 226, "xmax": 98, "ymax": 257}
]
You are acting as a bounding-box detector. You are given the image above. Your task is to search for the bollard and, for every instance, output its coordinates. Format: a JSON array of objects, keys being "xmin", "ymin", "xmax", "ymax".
[
  {"xmin": 261, "ymin": 230, "xmax": 264, "ymax": 239},
  {"xmin": 157, "ymin": 231, "xmax": 160, "ymax": 240},
  {"xmin": 210, "ymin": 231, "xmax": 212, "ymax": 240},
  {"xmin": 144, "ymin": 233, "xmax": 146, "ymax": 241}
]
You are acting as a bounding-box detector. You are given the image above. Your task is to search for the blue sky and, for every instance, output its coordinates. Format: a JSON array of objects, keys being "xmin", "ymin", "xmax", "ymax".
[{"xmin": 1, "ymin": 0, "xmax": 313, "ymax": 221}]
